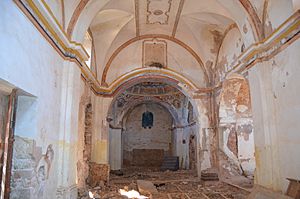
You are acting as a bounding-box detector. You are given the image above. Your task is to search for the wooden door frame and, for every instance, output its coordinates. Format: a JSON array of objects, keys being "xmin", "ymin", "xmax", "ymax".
[{"xmin": 0, "ymin": 89, "xmax": 18, "ymax": 199}]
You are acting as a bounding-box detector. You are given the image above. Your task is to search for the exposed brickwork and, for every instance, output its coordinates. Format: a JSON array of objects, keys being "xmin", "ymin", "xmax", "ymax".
[
  {"xmin": 77, "ymin": 103, "xmax": 93, "ymax": 189},
  {"xmin": 87, "ymin": 163, "xmax": 110, "ymax": 187},
  {"xmin": 10, "ymin": 136, "xmax": 54, "ymax": 199},
  {"xmin": 83, "ymin": 104, "xmax": 92, "ymax": 162}
]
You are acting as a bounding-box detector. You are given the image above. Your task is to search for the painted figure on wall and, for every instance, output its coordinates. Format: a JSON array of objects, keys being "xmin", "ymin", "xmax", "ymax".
[{"xmin": 34, "ymin": 144, "xmax": 54, "ymax": 198}]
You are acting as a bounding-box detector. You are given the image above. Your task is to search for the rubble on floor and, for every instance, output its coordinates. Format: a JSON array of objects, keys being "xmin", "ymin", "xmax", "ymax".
[
  {"xmin": 247, "ymin": 186, "xmax": 293, "ymax": 199},
  {"xmin": 78, "ymin": 168, "xmax": 251, "ymax": 199},
  {"xmin": 137, "ymin": 180, "xmax": 158, "ymax": 195}
]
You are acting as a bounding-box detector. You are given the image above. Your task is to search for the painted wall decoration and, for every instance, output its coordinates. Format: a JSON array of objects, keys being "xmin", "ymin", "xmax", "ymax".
[
  {"xmin": 146, "ymin": 0, "xmax": 172, "ymax": 24},
  {"xmin": 10, "ymin": 136, "xmax": 54, "ymax": 199},
  {"xmin": 143, "ymin": 39, "xmax": 167, "ymax": 68}
]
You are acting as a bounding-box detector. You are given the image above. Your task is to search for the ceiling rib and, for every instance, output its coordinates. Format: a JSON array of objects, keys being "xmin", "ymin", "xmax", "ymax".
[
  {"xmin": 134, "ymin": 0, "xmax": 140, "ymax": 36},
  {"xmin": 172, "ymin": 0, "xmax": 185, "ymax": 37}
]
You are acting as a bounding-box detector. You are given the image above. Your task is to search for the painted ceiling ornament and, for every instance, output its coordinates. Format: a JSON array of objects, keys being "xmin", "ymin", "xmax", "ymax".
[
  {"xmin": 143, "ymin": 38, "xmax": 167, "ymax": 68},
  {"xmin": 146, "ymin": 0, "xmax": 172, "ymax": 25}
]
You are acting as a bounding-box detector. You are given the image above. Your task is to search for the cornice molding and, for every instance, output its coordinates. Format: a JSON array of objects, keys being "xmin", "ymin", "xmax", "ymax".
[
  {"xmin": 227, "ymin": 10, "xmax": 300, "ymax": 76},
  {"xmin": 24, "ymin": 0, "xmax": 89, "ymax": 61},
  {"xmin": 13, "ymin": 0, "xmax": 300, "ymax": 97},
  {"xmin": 95, "ymin": 68, "xmax": 200, "ymax": 96}
]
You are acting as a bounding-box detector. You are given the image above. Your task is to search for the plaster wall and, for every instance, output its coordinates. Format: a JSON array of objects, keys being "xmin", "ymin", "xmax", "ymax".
[
  {"xmin": 109, "ymin": 128, "xmax": 122, "ymax": 170},
  {"xmin": 264, "ymin": 0, "xmax": 294, "ymax": 37},
  {"xmin": 43, "ymin": 0, "xmax": 63, "ymax": 25},
  {"xmin": 64, "ymin": 0, "xmax": 81, "ymax": 29},
  {"xmin": 293, "ymin": 0, "xmax": 300, "ymax": 11},
  {"xmin": 248, "ymin": 38, "xmax": 300, "ymax": 192},
  {"xmin": 91, "ymin": 96, "xmax": 112, "ymax": 164},
  {"xmin": 0, "ymin": 1, "xmax": 81, "ymax": 198},
  {"xmin": 215, "ymin": 27, "xmax": 243, "ymax": 84},
  {"xmin": 106, "ymin": 40, "xmax": 207, "ymax": 87}
]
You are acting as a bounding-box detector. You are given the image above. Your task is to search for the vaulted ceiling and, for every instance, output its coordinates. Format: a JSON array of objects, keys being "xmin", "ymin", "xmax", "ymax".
[{"xmin": 60, "ymin": 0, "xmax": 296, "ymax": 89}]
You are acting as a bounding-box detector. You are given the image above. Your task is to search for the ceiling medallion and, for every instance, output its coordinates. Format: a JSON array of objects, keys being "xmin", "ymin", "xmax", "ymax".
[{"xmin": 153, "ymin": 10, "xmax": 163, "ymax": 15}]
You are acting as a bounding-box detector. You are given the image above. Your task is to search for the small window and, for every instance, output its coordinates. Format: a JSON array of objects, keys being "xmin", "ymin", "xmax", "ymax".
[{"xmin": 142, "ymin": 111, "xmax": 153, "ymax": 129}]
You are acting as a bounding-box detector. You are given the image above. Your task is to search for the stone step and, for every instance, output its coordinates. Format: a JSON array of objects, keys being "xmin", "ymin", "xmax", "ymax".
[
  {"xmin": 201, "ymin": 172, "xmax": 219, "ymax": 181},
  {"xmin": 160, "ymin": 156, "xmax": 179, "ymax": 171}
]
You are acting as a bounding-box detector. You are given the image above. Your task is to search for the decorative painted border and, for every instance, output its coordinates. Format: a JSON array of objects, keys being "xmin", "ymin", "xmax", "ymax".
[
  {"xmin": 146, "ymin": 0, "xmax": 172, "ymax": 25},
  {"xmin": 96, "ymin": 67, "xmax": 200, "ymax": 96},
  {"xmin": 227, "ymin": 10, "xmax": 300, "ymax": 75}
]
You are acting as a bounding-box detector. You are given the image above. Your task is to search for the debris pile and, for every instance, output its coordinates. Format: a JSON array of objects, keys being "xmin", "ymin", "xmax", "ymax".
[{"xmin": 78, "ymin": 168, "xmax": 251, "ymax": 199}]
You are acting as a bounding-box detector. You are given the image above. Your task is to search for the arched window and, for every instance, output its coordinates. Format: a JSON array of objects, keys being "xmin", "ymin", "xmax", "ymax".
[{"xmin": 142, "ymin": 111, "xmax": 153, "ymax": 129}]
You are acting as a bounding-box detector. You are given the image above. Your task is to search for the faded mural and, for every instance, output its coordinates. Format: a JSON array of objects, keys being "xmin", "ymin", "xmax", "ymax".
[{"xmin": 10, "ymin": 136, "xmax": 54, "ymax": 199}]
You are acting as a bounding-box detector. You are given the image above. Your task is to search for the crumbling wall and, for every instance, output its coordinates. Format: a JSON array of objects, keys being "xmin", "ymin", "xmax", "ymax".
[
  {"xmin": 77, "ymin": 102, "xmax": 93, "ymax": 189},
  {"xmin": 218, "ymin": 75, "xmax": 255, "ymax": 178},
  {"xmin": 87, "ymin": 163, "xmax": 109, "ymax": 187},
  {"xmin": 214, "ymin": 27, "xmax": 244, "ymax": 84},
  {"xmin": 10, "ymin": 136, "xmax": 54, "ymax": 199},
  {"xmin": 263, "ymin": 0, "xmax": 294, "ymax": 38},
  {"xmin": 77, "ymin": 81, "xmax": 97, "ymax": 190}
]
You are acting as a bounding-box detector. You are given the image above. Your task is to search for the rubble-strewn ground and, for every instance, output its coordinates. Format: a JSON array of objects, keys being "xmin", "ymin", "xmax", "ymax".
[{"xmin": 79, "ymin": 167, "xmax": 252, "ymax": 199}]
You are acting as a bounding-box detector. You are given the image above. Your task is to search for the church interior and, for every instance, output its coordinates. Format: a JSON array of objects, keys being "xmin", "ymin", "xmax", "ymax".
[{"xmin": 0, "ymin": 0, "xmax": 300, "ymax": 198}]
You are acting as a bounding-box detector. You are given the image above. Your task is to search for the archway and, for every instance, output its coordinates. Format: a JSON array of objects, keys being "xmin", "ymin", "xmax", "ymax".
[{"xmin": 107, "ymin": 80, "xmax": 201, "ymax": 173}]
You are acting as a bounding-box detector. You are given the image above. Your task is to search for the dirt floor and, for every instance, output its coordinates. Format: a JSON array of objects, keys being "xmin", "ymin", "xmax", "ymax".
[{"xmin": 79, "ymin": 167, "xmax": 252, "ymax": 199}]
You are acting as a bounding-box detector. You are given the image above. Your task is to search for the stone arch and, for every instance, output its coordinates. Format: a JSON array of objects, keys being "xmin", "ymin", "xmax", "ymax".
[
  {"xmin": 106, "ymin": 78, "xmax": 202, "ymax": 172},
  {"xmin": 121, "ymin": 99, "xmax": 181, "ymax": 128},
  {"xmin": 100, "ymin": 34, "xmax": 209, "ymax": 86}
]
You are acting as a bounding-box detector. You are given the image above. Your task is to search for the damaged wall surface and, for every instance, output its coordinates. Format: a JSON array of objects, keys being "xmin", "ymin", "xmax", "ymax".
[
  {"xmin": 123, "ymin": 103, "xmax": 173, "ymax": 167},
  {"xmin": 249, "ymin": 38, "xmax": 300, "ymax": 192},
  {"xmin": 218, "ymin": 75, "xmax": 255, "ymax": 178},
  {"xmin": 1, "ymin": 0, "xmax": 300, "ymax": 198}
]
